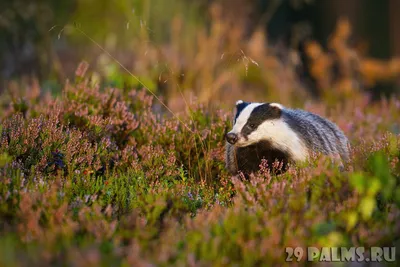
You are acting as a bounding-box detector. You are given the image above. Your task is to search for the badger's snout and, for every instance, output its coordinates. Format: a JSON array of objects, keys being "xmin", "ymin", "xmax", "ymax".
[{"xmin": 226, "ymin": 132, "xmax": 238, "ymax": 145}]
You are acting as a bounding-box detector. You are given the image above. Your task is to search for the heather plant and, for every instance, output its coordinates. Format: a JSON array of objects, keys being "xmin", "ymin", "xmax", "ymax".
[{"xmin": 0, "ymin": 63, "xmax": 399, "ymax": 266}]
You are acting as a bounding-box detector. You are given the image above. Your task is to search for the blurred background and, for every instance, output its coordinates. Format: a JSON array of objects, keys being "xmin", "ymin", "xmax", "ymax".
[{"xmin": 1, "ymin": 0, "xmax": 400, "ymax": 110}]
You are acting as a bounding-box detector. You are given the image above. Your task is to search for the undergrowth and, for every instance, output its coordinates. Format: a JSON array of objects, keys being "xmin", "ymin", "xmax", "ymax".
[{"xmin": 0, "ymin": 63, "xmax": 399, "ymax": 266}]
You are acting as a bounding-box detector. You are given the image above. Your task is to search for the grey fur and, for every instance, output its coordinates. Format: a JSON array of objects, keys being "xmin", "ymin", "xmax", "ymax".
[
  {"xmin": 225, "ymin": 103, "xmax": 351, "ymax": 175},
  {"xmin": 283, "ymin": 108, "xmax": 350, "ymax": 162}
]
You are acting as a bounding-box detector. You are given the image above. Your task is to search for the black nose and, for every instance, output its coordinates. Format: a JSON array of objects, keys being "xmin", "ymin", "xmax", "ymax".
[{"xmin": 226, "ymin": 132, "xmax": 238, "ymax": 144}]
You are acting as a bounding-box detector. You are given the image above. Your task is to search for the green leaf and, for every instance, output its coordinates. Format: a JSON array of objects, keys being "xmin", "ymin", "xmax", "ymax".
[
  {"xmin": 368, "ymin": 151, "xmax": 395, "ymax": 200},
  {"xmin": 349, "ymin": 172, "xmax": 366, "ymax": 194},
  {"xmin": 359, "ymin": 197, "xmax": 376, "ymax": 220},
  {"xmin": 395, "ymin": 187, "xmax": 400, "ymax": 209},
  {"xmin": 369, "ymin": 152, "xmax": 391, "ymax": 183},
  {"xmin": 0, "ymin": 153, "xmax": 12, "ymax": 167},
  {"xmin": 346, "ymin": 211, "xmax": 358, "ymax": 231},
  {"xmin": 312, "ymin": 222, "xmax": 336, "ymax": 236},
  {"xmin": 366, "ymin": 178, "xmax": 381, "ymax": 197},
  {"xmin": 388, "ymin": 134, "xmax": 399, "ymax": 156}
]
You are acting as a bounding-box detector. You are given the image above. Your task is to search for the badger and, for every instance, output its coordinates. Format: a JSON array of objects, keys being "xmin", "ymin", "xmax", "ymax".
[{"xmin": 225, "ymin": 100, "xmax": 350, "ymax": 175}]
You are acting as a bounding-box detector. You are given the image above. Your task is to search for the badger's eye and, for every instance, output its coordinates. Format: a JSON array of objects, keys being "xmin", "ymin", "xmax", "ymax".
[{"xmin": 248, "ymin": 123, "xmax": 255, "ymax": 129}]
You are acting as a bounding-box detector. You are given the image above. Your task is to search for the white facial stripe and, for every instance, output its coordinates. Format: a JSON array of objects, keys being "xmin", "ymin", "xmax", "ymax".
[
  {"xmin": 241, "ymin": 119, "xmax": 309, "ymax": 161},
  {"xmin": 231, "ymin": 103, "xmax": 263, "ymax": 133}
]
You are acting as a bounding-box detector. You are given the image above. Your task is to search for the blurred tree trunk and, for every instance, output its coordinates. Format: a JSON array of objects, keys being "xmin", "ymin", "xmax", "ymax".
[
  {"xmin": 389, "ymin": 0, "xmax": 400, "ymax": 89},
  {"xmin": 313, "ymin": 0, "xmax": 360, "ymax": 44},
  {"xmin": 361, "ymin": 0, "xmax": 392, "ymax": 97}
]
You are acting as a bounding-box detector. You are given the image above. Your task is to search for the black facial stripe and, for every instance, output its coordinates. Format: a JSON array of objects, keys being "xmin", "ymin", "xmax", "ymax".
[
  {"xmin": 234, "ymin": 101, "xmax": 250, "ymax": 123},
  {"xmin": 240, "ymin": 103, "xmax": 282, "ymax": 138}
]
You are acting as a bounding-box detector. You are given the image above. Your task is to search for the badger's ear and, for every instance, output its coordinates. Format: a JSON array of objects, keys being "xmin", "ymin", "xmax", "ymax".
[
  {"xmin": 269, "ymin": 103, "xmax": 284, "ymax": 109},
  {"xmin": 234, "ymin": 100, "xmax": 249, "ymax": 121},
  {"xmin": 235, "ymin": 100, "xmax": 249, "ymax": 113},
  {"xmin": 236, "ymin": 100, "xmax": 244, "ymax": 106},
  {"xmin": 268, "ymin": 103, "xmax": 283, "ymax": 117}
]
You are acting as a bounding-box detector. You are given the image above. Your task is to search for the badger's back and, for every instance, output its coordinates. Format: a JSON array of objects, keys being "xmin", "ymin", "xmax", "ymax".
[{"xmin": 282, "ymin": 108, "xmax": 350, "ymax": 162}]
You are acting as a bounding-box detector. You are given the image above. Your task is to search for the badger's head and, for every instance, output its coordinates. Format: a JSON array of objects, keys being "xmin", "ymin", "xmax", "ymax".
[{"xmin": 225, "ymin": 100, "xmax": 285, "ymax": 147}]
